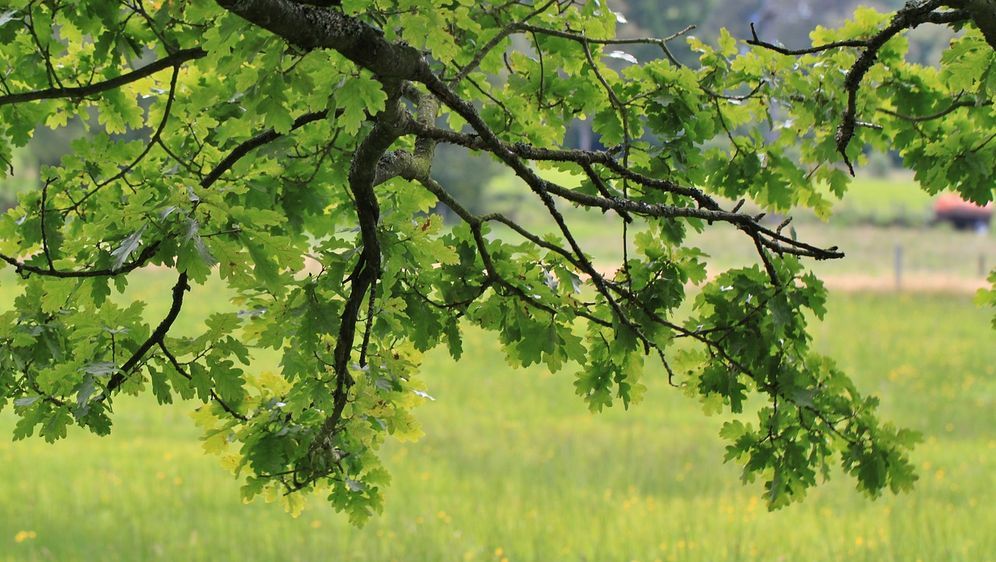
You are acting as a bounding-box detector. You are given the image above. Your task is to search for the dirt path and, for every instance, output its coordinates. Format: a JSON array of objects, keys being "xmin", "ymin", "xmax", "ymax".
[{"xmin": 819, "ymin": 274, "xmax": 987, "ymax": 294}]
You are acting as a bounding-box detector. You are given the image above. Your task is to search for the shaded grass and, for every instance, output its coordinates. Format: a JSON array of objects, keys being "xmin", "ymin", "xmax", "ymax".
[{"xmin": 0, "ymin": 271, "xmax": 993, "ymax": 561}]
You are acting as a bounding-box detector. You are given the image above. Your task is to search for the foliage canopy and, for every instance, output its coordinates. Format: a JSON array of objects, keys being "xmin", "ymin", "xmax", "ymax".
[{"xmin": 0, "ymin": 0, "xmax": 993, "ymax": 522}]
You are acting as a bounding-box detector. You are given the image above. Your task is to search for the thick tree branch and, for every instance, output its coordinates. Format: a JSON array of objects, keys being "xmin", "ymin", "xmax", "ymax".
[
  {"xmin": 215, "ymin": 0, "xmax": 431, "ymax": 80},
  {"xmin": 943, "ymin": 0, "xmax": 996, "ymax": 48}
]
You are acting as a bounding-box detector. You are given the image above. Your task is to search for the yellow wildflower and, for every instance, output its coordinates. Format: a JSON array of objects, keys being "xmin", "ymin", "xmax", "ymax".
[{"xmin": 14, "ymin": 531, "xmax": 37, "ymax": 543}]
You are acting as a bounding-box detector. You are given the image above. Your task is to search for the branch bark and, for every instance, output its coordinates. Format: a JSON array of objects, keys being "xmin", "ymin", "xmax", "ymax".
[
  {"xmin": 945, "ymin": 0, "xmax": 996, "ymax": 48},
  {"xmin": 215, "ymin": 0, "xmax": 431, "ymax": 80}
]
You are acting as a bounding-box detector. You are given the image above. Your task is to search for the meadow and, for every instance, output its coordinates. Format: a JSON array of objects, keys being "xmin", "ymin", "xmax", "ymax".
[
  {"xmin": 1, "ymin": 167, "xmax": 994, "ymax": 560},
  {"xmin": 0, "ymin": 269, "xmax": 993, "ymax": 560}
]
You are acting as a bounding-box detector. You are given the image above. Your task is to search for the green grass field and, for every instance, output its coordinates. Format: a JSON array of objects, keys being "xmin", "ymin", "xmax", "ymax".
[
  {"xmin": 824, "ymin": 173, "xmax": 935, "ymax": 224},
  {"xmin": 1, "ymin": 165, "xmax": 993, "ymax": 560},
  {"xmin": 1, "ymin": 268, "xmax": 993, "ymax": 561}
]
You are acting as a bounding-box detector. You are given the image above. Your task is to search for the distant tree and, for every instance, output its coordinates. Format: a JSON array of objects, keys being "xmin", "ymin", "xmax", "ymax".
[
  {"xmin": 429, "ymin": 143, "xmax": 505, "ymax": 217},
  {"xmin": 0, "ymin": 0, "xmax": 993, "ymax": 523},
  {"xmin": 614, "ymin": 0, "xmax": 723, "ymax": 62}
]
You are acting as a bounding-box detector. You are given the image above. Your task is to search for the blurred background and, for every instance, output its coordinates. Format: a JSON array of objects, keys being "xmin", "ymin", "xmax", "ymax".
[{"xmin": 1, "ymin": 1, "xmax": 994, "ymax": 560}]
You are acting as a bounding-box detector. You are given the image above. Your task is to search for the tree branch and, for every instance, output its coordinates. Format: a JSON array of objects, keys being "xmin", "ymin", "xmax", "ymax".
[
  {"xmin": 200, "ymin": 110, "xmax": 331, "ymax": 188},
  {"xmin": 158, "ymin": 341, "xmax": 248, "ymax": 422},
  {"xmin": 749, "ymin": 1, "xmax": 975, "ymax": 174},
  {"xmin": 0, "ymin": 48, "xmax": 205, "ymax": 107},
  {"xmin": 307, "ymin": 86, "xmax": 406, "ymax": 469},
  {"xmin": 942, "ymin": 0, "xmax": 996, "ymax": 48},
  {"xmin": 103, "ymin": 272, "xmax": 190, "ymax": 396},
  {"xmin": 215, "ymin": 0, "xmax": 431, "ymax": 80},
  {"xmin": 0, "ymin": 243, "xmax": 160, "ymax": 279}
]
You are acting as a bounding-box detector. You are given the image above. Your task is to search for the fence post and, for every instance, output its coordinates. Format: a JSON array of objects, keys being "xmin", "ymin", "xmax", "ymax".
[{"xmin": 894, "ymin": 244, "xmax": 903, "ymax": 291}]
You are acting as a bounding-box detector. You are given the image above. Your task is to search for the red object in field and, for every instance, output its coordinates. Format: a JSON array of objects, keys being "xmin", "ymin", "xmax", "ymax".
[{"xmin": 933, "ymin": 194, "xmax": 993, "ymax": 230}]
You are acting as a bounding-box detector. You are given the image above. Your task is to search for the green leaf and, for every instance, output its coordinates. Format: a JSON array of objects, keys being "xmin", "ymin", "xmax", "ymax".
[
  {"xmin": 336, "ymin": 74, "xmax": 388, "ymax": 135},
  {"xmin": 717, "ymin": 28, "xmax": 737, "ymax": 57},
  {"xmin": 110, "ymin": 224, "xmax": 147, "ymax": 271}
]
